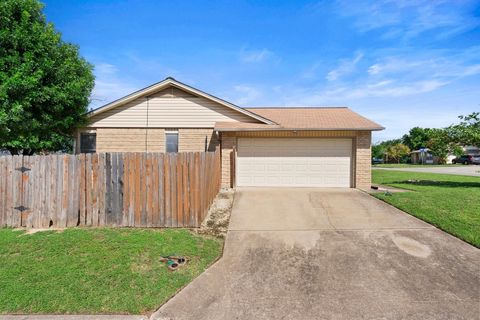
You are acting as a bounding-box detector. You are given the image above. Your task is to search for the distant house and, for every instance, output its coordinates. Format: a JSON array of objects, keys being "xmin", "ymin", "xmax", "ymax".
[
  {"xmin": 411, "ymin": 146, "xmax": 480, "ymax": 164},
  {"xmin": 464, "ymin": 146, "xmax": 480, "ymax": 155},
  {"xmin": 411, "ymin": 149, "xmax": 438, "ymax": 164}
]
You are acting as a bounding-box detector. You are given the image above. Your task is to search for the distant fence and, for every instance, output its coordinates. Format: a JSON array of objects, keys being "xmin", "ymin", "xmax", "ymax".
[{"xmin": 0, "ymin": 151, "xmax": 221, "ymax": 228}]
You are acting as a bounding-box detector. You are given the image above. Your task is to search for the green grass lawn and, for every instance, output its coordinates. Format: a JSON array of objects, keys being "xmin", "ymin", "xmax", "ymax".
[
  {"xmin": 373, "ymin": 163, "xmax": 463, "ymax": 168},
  {"xmin": 372, "ymin": 170, "xmax": 480, "ymax": 247},
  {"xmin": 0, "ymin": 228, "xmax": 222, "ymax": 314}
]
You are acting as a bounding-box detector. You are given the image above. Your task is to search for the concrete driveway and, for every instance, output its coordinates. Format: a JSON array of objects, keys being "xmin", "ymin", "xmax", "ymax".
[
  {"xmin": 373, "ymin": 165, "xmax": 480, "ymax": 176},
  {"xmin": 153, "ymin": 188, "xmax": 480, "ymax": 320}
]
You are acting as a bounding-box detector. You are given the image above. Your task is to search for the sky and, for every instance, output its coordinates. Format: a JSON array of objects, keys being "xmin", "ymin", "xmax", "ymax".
[{"xmin": 42, "ymin": 0, "xmax": 480, "ymax": 142}]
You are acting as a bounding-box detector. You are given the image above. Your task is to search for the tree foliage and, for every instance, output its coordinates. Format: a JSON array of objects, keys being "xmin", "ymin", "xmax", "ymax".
[
  {"xmin": 446, "ymin": 112, "xmax": 480, "ymax": 147},
  {"xmin": 402, "ymin": 127, "xmax": 434, "ymax": 151},
  {"xmin": 426, "ymin": 129, "xmax": 450, "ymax": 163},
  {"xmin": 0, "ymin": 0, "xmax": 94, "ymax": 155},
  {"xmin": 385, "ymin": 143, "xmax": 410, "ymax": 164},
  {"xmin": 372, "ymin": 139, "xmax": 401, "ymax": 160}
]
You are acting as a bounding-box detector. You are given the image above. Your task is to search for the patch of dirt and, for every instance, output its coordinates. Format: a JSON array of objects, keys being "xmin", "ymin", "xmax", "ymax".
[
  {"xmin": 19, "ymin": 228, "xmax": 64, "ymax": 235},
  {"xmin": 197, "ymin": 188, "xmax": 234, "ymax": 238}
]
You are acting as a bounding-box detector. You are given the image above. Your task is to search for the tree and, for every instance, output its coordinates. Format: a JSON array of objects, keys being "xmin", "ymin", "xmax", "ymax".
[
  {"xmin": 446, "ymin": 112, "xmax": 480, "ymax": 147},
  {"xmin": 426, "ymin": 129, "xmax": 449, "ymax": 164},
  {"xmin": 0, "ymin": 0, "xmax": 94, "ymax": 155},
  {"xmin": 385, "ymin": 143, "xmax": 410, "ymax": 164},
  {"xmin": 402, "ymin": 127, "xmax": 434, "ymax": 151},
  {"xmin": 372, "ymin": 139, "xmax": 401, "ymax": 160}
]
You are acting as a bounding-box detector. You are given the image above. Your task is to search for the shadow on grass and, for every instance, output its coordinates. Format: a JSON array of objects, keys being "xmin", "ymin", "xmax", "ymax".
[{"xmin": 392, "ymin": 180, "xmax": 480, "ymax": 188}]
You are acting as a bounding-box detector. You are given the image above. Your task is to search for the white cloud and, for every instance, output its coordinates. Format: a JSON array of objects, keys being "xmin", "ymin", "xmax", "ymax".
[
  {"xmin": 240, "ymin": 48, "xmax": 274, "ymax": 63},
  {"xmin": 326, "ymin": 52, "xmax": 363, "ymax": 81},
  {"xmin": 287, "ymin": 79, "xmax": 448, "ymax": 104},
  {"xmin": 231, "ymin": 85, "xmax": 262, "ymax": 105},
  {"xmin": 334, "ymin": 0, "xmax": 480, "ymax": 40},
  {"xmin": 90, "ymin": 62, "xmax": 139, "ymax": 109},
  {"xmin": 367, "ymin": 48, "xmax": 480, "ymax": 81},
  {"xmin": 301, "ymin": 62, "xmax": 322, "ymax": 80},
  {"xmin": 95, "ymin": 62, "xmax": 118, "ymax": 75}
]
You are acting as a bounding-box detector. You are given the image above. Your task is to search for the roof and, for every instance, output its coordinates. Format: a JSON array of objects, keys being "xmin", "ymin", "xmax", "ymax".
[
  {"xmin": 87, "ymin": 77, "xmax": 383, "ymax": 131},
  {"xmin": 215, "ymin": 107, "xmax": 384, "ymax": 131},
  {"xmin": 411, "ymin": 148, "xmax": 431, "ymax": 153},
  {"xmin": 87, "ymin": 77, "xmax": 274, "ymax": 125}
]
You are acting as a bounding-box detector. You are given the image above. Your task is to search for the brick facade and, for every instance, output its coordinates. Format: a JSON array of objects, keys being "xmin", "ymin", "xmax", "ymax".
[
  {"xmin": 79, "ymin": 128, "xmax": 219, "ymax": 153},
  {"xmin": 178, "ymin": 129, "xmax": 218, "ymax": 152},
  {"xmin": 220, "ymin": 135, "xmax": 236, "ymax": 188},
  {"xmin": 354, "ymin": 131, "xmax": 372, "ymax": 190},
  {"xmin": 94, "ymin": 128, "xmax": 166, "ymax": 153}
]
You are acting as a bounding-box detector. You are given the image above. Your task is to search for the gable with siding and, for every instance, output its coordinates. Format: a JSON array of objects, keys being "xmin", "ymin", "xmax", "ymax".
[{"xmin": 88, "ymin": 86, "xmax": 261, "ymax": 128}]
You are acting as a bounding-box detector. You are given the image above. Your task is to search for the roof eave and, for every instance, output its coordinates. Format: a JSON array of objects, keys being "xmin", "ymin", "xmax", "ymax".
[{"xmin": 215, "ymin": 127, "xmax": 385, "ymax": 132}]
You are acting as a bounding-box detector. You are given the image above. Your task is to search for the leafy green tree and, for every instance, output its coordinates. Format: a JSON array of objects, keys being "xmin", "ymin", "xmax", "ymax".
[
  {"xmin": 446, "ymin": 112, "xmax": 480, "ymax": 147},
  {"xmin": 385, "ymin": 143, "xmax": 410, "ymax": 164},
  {"xmin": 426, "ymin": 129, "xmax": 450, "ymax": 164},
  {"xmin": 0, "ymin": 0, "xmax": 94, "ymax": 155},
  {"xmin": 402, "ymin": 127, "xmax": 434, "ymax": 151},
  {"xmin": 372, "ymin": 139, "xmax": 401, "ymax": 160}
]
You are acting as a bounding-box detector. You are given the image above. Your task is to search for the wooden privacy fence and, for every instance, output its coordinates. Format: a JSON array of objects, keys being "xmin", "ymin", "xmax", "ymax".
[{"xmin": 0, "ymin": 151, "xmax": 221, "ymax": 228}]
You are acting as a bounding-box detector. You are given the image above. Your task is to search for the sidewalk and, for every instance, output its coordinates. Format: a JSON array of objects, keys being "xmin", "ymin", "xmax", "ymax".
[{"xmin": 0, "ymin": 316, "xmax": 148, "ymax": 320}]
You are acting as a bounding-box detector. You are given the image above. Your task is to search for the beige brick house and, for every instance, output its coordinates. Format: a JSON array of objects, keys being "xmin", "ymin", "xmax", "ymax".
[{"xmin": 76, "ymin": 77, "xmax": 383, "ymax": 189}]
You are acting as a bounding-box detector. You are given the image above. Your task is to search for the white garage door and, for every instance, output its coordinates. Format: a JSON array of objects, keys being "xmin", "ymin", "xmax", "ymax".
[{"xmin": 236, "ymin": 138, "xmax": 352, "ymax": 187}]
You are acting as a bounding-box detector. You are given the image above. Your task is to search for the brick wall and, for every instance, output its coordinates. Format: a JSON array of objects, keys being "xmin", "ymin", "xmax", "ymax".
[
  {"xmin": 220, "ymin": 134, "xmax": 236, "ymax": 188},
  {"xmin": 355, "ymin": 131, "xmax": 372, "ymax": 190},
  {"xmin": 78, "ymin": 128, "xmax": 220, "ymax": 153},
  {"xmin": 95, "ymin": 128, "xmax": 165, "ymax": 152},
  {"xmin": 178, "ymin": 129, "xmax": 219, "ymax": 152}
]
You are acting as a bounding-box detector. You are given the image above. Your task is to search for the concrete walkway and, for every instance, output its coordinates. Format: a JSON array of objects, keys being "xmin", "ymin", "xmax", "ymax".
[
  {"xmin": 153, "ymin": 188, "xmax": 480, "ymax": 320},
  {"xmin": 373, "ymin": 165, "xmax": 480, "ymax": 176},
  {"xmin": 0, "ymin": 316, "xmax": 147, "ymax": 320}
]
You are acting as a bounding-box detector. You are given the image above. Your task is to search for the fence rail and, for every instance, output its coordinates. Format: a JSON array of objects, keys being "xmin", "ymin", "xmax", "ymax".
[{"xmin": 0, "ymin": 151, "xmax": 221, "ymax": 228}]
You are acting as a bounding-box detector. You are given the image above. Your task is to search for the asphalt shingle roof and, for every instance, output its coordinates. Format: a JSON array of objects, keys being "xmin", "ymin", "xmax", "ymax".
[{"xmin": 214, "ymin": 107, "xmax": 384, "ymax": 131}]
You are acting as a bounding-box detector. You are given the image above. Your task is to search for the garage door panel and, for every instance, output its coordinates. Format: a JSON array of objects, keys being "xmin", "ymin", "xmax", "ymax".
[{"xmin": 237, "ymin": 138, "xmax": 352, "ymax": 187}]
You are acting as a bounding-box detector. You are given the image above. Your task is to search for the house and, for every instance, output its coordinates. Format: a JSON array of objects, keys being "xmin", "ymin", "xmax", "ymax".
[
  {"xmin": 411, "ymin": 148, "xmax": 438, "ymax": 164},
  {"xmin": 464, "ymin": 146, "xmax": 480, "ymax": 155},
  {"xmin": 75, "ymin": 77, "xmax": 384, "ymax": 189}
]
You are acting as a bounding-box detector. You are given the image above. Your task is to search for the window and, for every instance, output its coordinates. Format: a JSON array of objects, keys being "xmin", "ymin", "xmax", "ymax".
[
  {"xmin": 165, "ymin": 131, "xmax": 178, "ymax": 153},
  {"xmin": 80, "ymin": 133, "xmax": 96, "ymax": 153}
]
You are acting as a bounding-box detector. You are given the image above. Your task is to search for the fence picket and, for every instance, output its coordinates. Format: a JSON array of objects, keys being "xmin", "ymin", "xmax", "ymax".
[
  {"xmin": 158, "ymin": 153, "xmax": 165, "ymax": 227},
  {"xmin": 0, "ymin": 151, "xmax": 220, "ymax": 229}
]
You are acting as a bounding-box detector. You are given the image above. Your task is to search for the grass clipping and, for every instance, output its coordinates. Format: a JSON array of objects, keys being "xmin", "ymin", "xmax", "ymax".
[{"xmin": 197, "ymin": 189, "xmax": 234, "ymax": 238}]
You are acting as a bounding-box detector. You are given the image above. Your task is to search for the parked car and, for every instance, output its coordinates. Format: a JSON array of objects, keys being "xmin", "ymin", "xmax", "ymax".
[
  {"xmin": 372, "ymin": 157, "xmax": 384, "ymax": 165},
  {"xmin": 452, "ymin": 155, "xmax": 480, "ymax": 165}
]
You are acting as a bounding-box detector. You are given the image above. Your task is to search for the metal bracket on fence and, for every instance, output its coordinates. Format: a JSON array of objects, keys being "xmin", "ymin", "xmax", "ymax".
[
  {"xmin": 15, "ymin": 166, "xmax": 31, "ymax": 173},
  {"xmin": 14, "ymin": 206, "xmax": 29, "ymax": 212}
]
